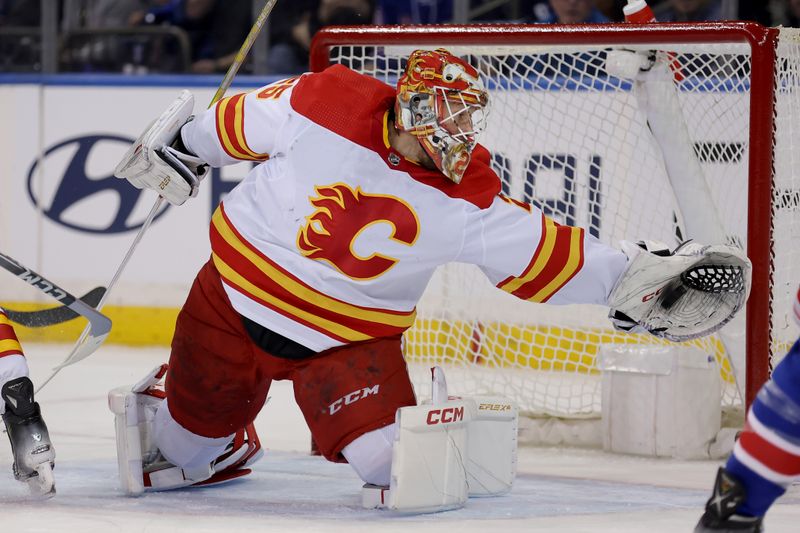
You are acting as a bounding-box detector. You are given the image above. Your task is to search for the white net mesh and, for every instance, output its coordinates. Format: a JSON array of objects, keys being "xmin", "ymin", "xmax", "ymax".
[
  {"xmin": 772, "ymin": 29, "xmax": 800, "ymax": 366},
  {"xmin": 319, "ymin": 26, "xmax": 800, "ymax": 420}
]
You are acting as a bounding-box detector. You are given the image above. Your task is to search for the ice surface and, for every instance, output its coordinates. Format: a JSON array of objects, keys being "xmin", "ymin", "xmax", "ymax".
[{"xmin": 1, "ymin": 344, "xmax": 798, "ymax": 532}]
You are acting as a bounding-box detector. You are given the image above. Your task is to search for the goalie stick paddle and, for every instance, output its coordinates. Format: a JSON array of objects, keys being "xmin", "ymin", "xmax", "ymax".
[
  {"xmin": 0, "ymin": 252, "xmax": 111, "ymax": 359},
  {"xmin": 36, "ymin": 0, "xmax": 279, "ymax": 393},
  {"xmin": 4, "ymin": 286, "xmax": 106, "ymax": 327}
]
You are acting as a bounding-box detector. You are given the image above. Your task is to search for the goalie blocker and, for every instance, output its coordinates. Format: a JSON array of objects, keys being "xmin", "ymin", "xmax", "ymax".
[
  {"xmin": 362, "ymin": 367, "xmax": 518, "ymax": 513},
  {"xmin": 114, "ymin": 91, "xmax": 208, "ymax": 206}
]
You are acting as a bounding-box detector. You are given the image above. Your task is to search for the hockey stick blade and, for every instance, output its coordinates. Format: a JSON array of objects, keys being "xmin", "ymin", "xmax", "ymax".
[
  {"xmin": 35, "ymin": 325, "xmax": 111, "ymax": 393},
  {"xmin": 51, "ymin": 326, "xmax": 109, "ymax": 372},
  {"xmin": 4, "ymin": 286, "xmax": 106, "ymax": 327},
  {"xmin": 0, "ymin": 251, "xmax": 112, "ymax": 345}
]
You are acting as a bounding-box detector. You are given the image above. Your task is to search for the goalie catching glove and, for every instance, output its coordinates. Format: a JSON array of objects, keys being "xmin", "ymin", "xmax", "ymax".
[
  {"xmin": 608, "ymin": 240, "xmax": 751, "ymax": 342},
  {"xmin": 114, "ymin": 90, "xmax": 207, "ymax": 206}
]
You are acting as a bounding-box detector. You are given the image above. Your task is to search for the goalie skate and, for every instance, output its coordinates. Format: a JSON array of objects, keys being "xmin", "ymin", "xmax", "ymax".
[
  {"xmin": 108, "ymin": 364, "xmax": 263, "ymax": 495},
  {"xmin": 2, "ymin": 376, "xmax": 56, "ymax": 498}
]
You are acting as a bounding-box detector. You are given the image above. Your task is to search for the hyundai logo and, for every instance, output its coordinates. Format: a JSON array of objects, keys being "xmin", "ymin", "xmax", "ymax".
[{"xmin": 26, "ymin": 135, "xmax": 170, "ymax": 234}]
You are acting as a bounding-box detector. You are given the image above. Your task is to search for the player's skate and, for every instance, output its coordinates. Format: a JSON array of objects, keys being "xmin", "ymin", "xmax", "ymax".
[
  {"xmin": 1, "ymin": 376, "xmax": 56, "ymax": 497},
  {"xmin": 108, "ymin": 364, "xmax": 263, "ymax": 495},
  {"xmin": 694, "ymin": 467, "xmax": 764, "ymax": 532}
]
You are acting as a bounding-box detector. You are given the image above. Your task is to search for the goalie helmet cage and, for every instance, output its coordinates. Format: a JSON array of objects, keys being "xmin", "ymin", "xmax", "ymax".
[{"xmin": 309, "ymin": 23, "xmax": 797, "ymax": 428}]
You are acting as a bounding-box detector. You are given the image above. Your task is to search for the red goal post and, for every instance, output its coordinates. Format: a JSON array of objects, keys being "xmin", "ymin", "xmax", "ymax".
[{"xmin": 309, "ymin": 22, "xmax": 793, "ymax": 417}]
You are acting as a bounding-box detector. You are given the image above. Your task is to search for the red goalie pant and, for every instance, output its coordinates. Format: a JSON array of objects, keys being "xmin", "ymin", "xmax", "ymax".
[{"xmin": 165, "ymin": 259, "xmax": 417, "ymax": 461}]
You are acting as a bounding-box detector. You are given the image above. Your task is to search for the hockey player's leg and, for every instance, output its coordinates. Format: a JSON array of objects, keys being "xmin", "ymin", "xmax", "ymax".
[
  {"xmin": 153, "ymin": 401, "xmax": 263, "ymax": 488},
  {"xmin": 344, "ymin": 370, "xmax": 517, "ymax": 513},
  {"xmin": 108, "ymin": 364, "xmax": 263, "ymax": 495},
  {"xmin": 295, "ymin": 338, "xmax": 516, "ymax": 513},
  {"xmin": 109, "ymin": 262, "xmax": 268, "ymax": 495},
  {"xmin": 0, "ymin": 318, "xmax": 56, "ymax": 498},
  {"xmin": 299, "ymin": 335, "xmax": 468, "ymax": 512},
  {"xmin": 695, "ymin": 339, "xmax": 800, "ymax": 532},
  {"xmin": 292, "ymin": 335, "xmax": 418, "ymax": 501},
  {"xmin": 293, "ymin": 335, "xmax": 417, "ymax": 463},
  {"xmin": 2, "ymin": 375, "xmax": 56, "ymax": 497},
  {"xmin": 342, "ymin": 423, "xmax": 396, "ymax": 486}
]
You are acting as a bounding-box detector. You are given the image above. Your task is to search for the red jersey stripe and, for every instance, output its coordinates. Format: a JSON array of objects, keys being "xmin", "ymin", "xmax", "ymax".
[
  {"xmin": 0, "ymin": 313, "xmax": 25, "ymax": 357},
  {"xmin": 212, "ymin": 206, "xmax": 414, "ymax": 323},
  {"xmin": 738, "ymin": 426, "xmax": 800, "ymax": 477},
  {"xmin": 215, "ymin": 93, "xmax": 269, "ymax": 161},
  {"xmin": 497, "ymin": 213, "xmax": 554, "ymax": 293},
  {"xmin": 214, "ymin": 256, "xmax": 352, "ymax": 344},
  {"xmin": 209, "ymin": 206, "xmax": 416, "ymax": 342},
  {"xmin": 498, "ymin": 215, "xmax": 584, "ymax": 303}
]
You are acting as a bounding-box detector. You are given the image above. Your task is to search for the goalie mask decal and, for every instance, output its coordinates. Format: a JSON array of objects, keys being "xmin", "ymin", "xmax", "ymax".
[{"xmin": 395, "ymin": 48, "xmax": 490, "ymax": 184}]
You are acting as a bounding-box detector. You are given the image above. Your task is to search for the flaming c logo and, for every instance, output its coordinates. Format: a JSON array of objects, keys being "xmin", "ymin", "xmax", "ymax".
[{"xmin": 297, "ymin": 183, "xmax": 420, "ymax": 280}]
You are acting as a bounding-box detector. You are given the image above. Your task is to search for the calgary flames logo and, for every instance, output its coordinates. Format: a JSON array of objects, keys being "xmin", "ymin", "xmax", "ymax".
[{"xmin": 297, "ymin": 183, "xmax": 420, "ymax": 280}]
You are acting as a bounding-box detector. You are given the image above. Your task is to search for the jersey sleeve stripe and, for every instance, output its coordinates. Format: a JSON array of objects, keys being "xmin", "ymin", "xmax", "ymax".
[
  {"xmin": 737, "ymin": 421, "xmax": 800, "ymax": 477},
  {"xmin": 497, "ymin": 214, "xmax": 556, "ymax": 294},
  {"xmin": 224, "ymin": 94, "xmax": 260, "ymax": 159},
  {"xmin": 215, "ymin": 93, "xmax": 269, "ymax": 161},
  {"xmin": 209, "ymin": 206, "xmax": 416, "ymax": 342},
  {"xmin": 531, "ymin": 227, "xmax": 585, "ymax": 303},
  {"xmin": 0, "ymin": 321, "xmax": 20, "ymax": 338},
  {"xmin": 497, "ymin": 216, "xmax": 584, "ymax": 303},
  {"xmin": 0, "ymin": 314, "xmax": 24, "ymax": 356},
  {"xmin": 216, "ymin": 95, "xmax": 250, "ymax": 159},
  {"xmin": 0, "ymin": 336, "xmax": 22, "ymax": 357},
  {"xmin": 0, "ymin": 340, "xmax": 23, "ymax": 357}
]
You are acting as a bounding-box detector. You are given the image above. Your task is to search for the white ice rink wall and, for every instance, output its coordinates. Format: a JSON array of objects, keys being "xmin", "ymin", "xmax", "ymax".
[{"xmin": 0, "ymin": 76, "xmax": 283, "ymax": 344}]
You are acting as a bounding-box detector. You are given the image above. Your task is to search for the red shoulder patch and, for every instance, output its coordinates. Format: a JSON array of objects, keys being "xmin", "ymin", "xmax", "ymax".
[{"xmin": 290, "ymin": 65, "xmax": 394, "ymax": 148}]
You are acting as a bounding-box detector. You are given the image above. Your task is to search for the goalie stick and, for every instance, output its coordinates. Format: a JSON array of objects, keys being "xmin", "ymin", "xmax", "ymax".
[
  {"xmin": 4, "ymin": 286, "xmax": 106, "ymax": 327},
  {"xmin": 0, "ymin": 252, "xmax": 111, "ymax": 355},
  {"xmin": 36, "ymin": 0, "xmax": 279, "ymax": 392}
]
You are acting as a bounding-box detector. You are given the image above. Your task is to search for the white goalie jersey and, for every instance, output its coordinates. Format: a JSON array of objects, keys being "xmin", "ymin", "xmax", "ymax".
[{"xmin": 181, "ymin": 66, "xmax": 627, "ymax": 352}]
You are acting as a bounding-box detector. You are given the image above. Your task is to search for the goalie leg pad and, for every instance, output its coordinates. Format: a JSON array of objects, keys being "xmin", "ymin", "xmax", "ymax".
[
  {"xmin": 429, "ymin": 366, "xmax": 518, "ymax": 497},
  {"xmin": 465, "ymin": 396, "xmax": 518, "ymax": 497},
  {"xmin": 108, "ymin": 364, "xmax": 263, "ymax": 496},
  {"xmin": 362, "ymin": 400, "xmax": 470, "ymax": 514},
  {"xmin": 608, "ymin": 240, "xmax": 751, "ymax": 342}
]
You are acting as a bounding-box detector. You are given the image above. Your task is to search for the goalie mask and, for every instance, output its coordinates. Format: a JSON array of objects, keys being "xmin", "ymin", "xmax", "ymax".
[{"xmin": 395, "ymin": 48, "xmax": 490, "ymax": 184}]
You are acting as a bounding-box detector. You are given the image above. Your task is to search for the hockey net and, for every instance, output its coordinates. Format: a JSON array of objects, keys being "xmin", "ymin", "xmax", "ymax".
[{"xmin": 310, "ymin": 23, "xmax": 800, "ymax": 438}]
